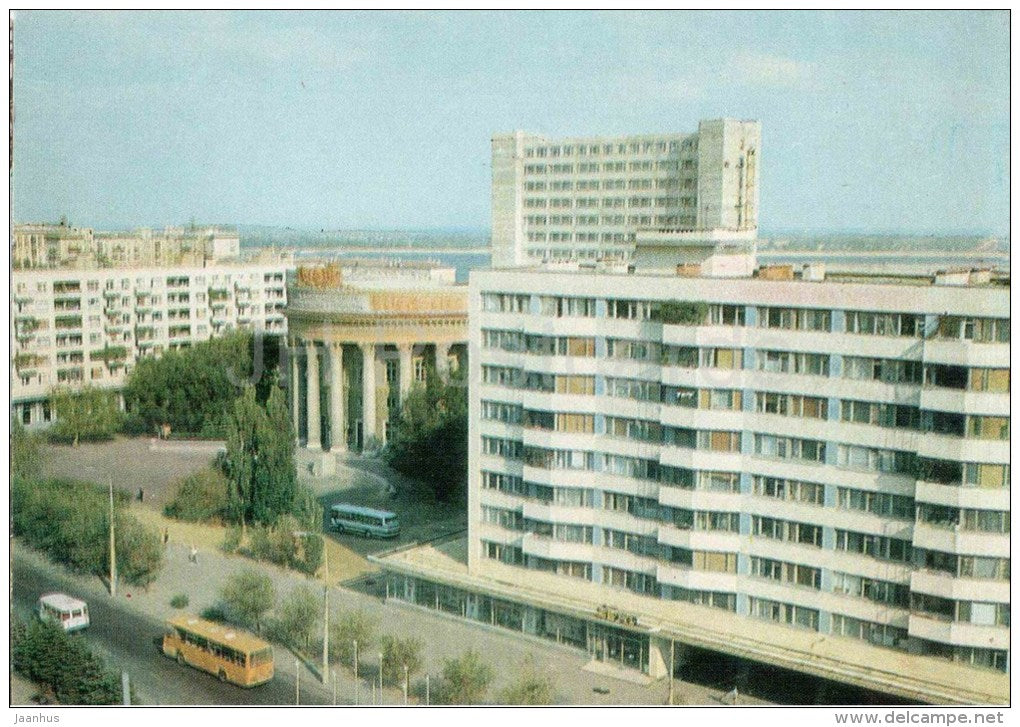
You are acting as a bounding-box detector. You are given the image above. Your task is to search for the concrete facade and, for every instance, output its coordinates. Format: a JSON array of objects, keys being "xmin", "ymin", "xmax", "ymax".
[
  {"xmin": 11, "ymin": 262, "xmax": 289, "ymax": 428},
  {"xmin": 460, "ymin": 259, "xmax": 1009, "ymax": 690},
  {"xmin": 491, "ymin": 119, "xmax": 761, "ymax": 267}
]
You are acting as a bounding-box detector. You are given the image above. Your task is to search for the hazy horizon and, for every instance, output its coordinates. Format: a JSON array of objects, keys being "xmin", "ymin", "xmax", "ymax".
[{"xmin": 12, "ymin": 11, "xmax": 1008, "ymax": 236}]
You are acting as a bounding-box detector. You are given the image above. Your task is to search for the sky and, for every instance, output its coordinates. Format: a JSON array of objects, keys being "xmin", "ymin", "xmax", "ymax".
[{"xmin": 11, "ymin": 10, "xmax": 1009, "ymax": 235}]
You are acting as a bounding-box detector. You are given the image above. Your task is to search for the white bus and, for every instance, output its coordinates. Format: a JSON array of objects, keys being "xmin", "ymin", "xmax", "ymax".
[
  {"xmin": 37, "ymin": 593, "xmax": 90, "ymax": 632},
  {"xmin": 330, "ymin": 504, "xmax": 400, "ymax": 538}
]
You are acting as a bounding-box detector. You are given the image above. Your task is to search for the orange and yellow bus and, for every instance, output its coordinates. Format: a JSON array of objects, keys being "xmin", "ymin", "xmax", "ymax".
[{"xmin": 162, "ymin": 614, "xmax": 274, "ymax": 687}]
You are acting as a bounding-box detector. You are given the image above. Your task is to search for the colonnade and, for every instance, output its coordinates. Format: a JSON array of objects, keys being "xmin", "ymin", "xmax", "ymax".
[{"xmin": 288, "ymin": 338, "xmax": 456, "ymax": 451}]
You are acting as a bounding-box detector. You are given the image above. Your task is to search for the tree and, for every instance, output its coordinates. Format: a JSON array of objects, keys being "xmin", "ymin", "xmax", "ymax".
[
  {"xmin": 12, "ymin": 478, "xmax": 162, "ymax": 588},
  {"xmin": 498, "ymin": 655, "xmax": 555, "ymax": 705},
  {"xmin": 223, "ymin": 384, "xmax": 297, "ymax": 528},
  {"xmin": 221, "ymin": 569, "xmax": 275, "ymax": 634},
  {"xmin": 12, "ymin": 617, "xmax": 123, "ymax": 705},
  {"xmin": 49, "ymin": 386, "xmax": 122, "ymax": 445},
  {"xmin": 115, "ymin": 515, "xmax": 164, "ymax": 589},
  {"xmin": 384, "ymin": 368, "xmax": 468, "ymax": 502},
  {"xmin": 122, "ymin": 331, "xmax": 280, "ymax": 437},
  {"xmin": 163, "ymin": 467, "xmax": 231, "ymax": 522},
  {"xmin": 380, "ymin": 635, "xmax": 423, "ymax": 686},
  {"xmin": 328, "ymin": 609, "xmax": 377, "ymax": 666},
  {"xmin": 11, "ymin": 418, "xmax": 41, "ymax": 481},
  {"xmin": 438, "ymin": 649, "xmax": 493, "ymax": 705},
  {"xmin": 274, "ymin": 585, "xmax": 320, "ymax": 650}
]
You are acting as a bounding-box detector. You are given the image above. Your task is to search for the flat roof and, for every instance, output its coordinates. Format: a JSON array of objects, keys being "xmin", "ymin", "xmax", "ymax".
[
  {"xmin": 166, "ymin": 614, "xmax": 271, "ymax": 654},
  {"xmin": 38, "ymin": 592, "xmax": 87, "ymax": 611},
  {"xmin": 330, "ymin": 504, "xmax": 397, "ymax": 518},
  {"xmin": 371, "ymin": 538, "xmax": 1008, "ymax": 706}
]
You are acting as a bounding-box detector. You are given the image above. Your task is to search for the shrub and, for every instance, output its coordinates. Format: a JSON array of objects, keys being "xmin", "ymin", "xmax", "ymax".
[
  {"xmin": 328, "ymin": 609, "xmax": 377, "ymax": 667},
  {"xmin": 220, "ymin": 525, "xmax": 242, "ymax": 554},
  {"xmin": 163, "ymin": 467, "xmax": 230, "ymax": 523},
  {"xmin": 273, "ymin": 585, "xmax": 320, "ymax": 650},
  {"xmin": 170, "ymin": 593, "xmax": 190, "ymax": 609},
  {"xmin": 248, "ymin": 514, "xmax": 300, "ymax": 568},
  {"xmin": 437, "ymin": 649, "xmax": 493, "ymax": 705},
  {"xmin": 12, "ymin": 478, "xmax": 162, "ymax": 587},
  {"xmin": 220, "ymin": 569, "xmax": 275, "ymax": 634},
  {"xmin": 201, "ymin": 605, "xmax": 228, "ymax": 623},
  {"xmin": 380, "ymin": 635, "xmax": 423, "ymax": 686},
  {"xmin": 295, "ymin": 533, "xmax": 323, "ymax": 576},
  {"xmin": 499, "ymin": 655, "xmax": 555, "ymax": 705},
  {"xmin": 657, "ymin": 300, "xmax": 708, "ymax": 325}
]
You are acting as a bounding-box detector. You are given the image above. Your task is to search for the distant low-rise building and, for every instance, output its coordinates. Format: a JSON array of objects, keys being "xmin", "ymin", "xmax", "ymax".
[{"xmin": 13, "ymin": 221, "xmax": 241, "ymax": 269}]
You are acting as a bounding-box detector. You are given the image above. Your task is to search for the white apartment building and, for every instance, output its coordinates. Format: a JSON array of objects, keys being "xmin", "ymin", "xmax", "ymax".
[
  {"xmin": 491, "ymin": 119, "xmax": 760, "ymax": 267},
  {"xmin": 11, "ymin": 263, "xmax": 289, "ymax": 427},
  {"xmin": 376, "ymin": 239, "xmax": 1009, "ymax": 704}
]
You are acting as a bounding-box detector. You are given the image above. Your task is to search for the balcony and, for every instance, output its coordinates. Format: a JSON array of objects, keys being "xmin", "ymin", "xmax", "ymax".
[
  {"xmin": 911, "ymin": 522, "xmax": 1009, "ymax": 558},
  {"xmin": 910, "ymin": 569, "xmax": 1010, "ymax": 604},
  {"xmin": 907, "ymin": 613, "xmax": 1008, "ymax": 650}
]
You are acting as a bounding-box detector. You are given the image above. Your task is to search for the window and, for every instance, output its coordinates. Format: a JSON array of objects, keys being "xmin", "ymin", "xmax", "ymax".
[
  {"xmin": 756, "ymin": 392, "xmax": 827, "ymax": 418},
  {"xmin": 836, "ymin": 446, "xmax": 916, "ymax": 475},
  {"xmin": 752, "ymin": 517, "xmax": 822, "ymax": 547},
  {"xmin": 708, "ymin": 304, "xmax": 746, "ymax": 326},
  {"xmin": 758, "ymin": 307, "xmax": 831, "ymax": 331},
  {"xmin": 750, "ymin": 598, "xmax": 819, "ymax": 630},
  {"xmin": 539, "ymin": 296, "xmax": 596, "ymax": 318},
  {"xmin": 835, "ymin": 530, "xmax": 911, "ymax": 562},
  {"xmin": 751, "ymin": 558, "xmax": 821, "ymax": 589},
  {"xmin": 836, "ymin": 488, "xmax": 914, "ymax": 520},
  {"xmin": 754, "ymin": 434, "xmax": 826, "ymax": 463},
  {"xmin": 846, "ymin": 311, "xmax": 923, "ymax": 337},
  {"xmin": 753, "ymin": 477, "xmax": 824, "ymax": 505}
]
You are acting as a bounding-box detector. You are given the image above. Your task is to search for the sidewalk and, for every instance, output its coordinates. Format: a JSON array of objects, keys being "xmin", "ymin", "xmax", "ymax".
[{"xmin": 14, "ymin": 538, "xmax": 765, "ymax": 705}]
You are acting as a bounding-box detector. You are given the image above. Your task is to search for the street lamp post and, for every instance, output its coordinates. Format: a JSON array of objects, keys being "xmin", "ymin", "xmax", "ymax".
[
  {"xmin": 354, "ymin": 639, "xmax": 359, "ymax": 705},
  {"xmin": 403, "ymin": 664, "xmax": 408, "ymax": 705},
  {"xmin": 378, "ymin": 651, "xmax": 384, "ymax": 704},
  {"xmin": 108, "ymin": 478, "xmax": 116, "ymax": 597}
]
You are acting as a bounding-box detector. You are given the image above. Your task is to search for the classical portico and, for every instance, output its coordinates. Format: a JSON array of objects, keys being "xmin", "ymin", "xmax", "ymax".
[{"xmin": 286, "ymin": 263, "xmax": 467, "ymax": 452}]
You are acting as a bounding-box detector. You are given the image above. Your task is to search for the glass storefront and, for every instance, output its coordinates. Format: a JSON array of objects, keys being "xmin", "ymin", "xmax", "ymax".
[{"xmin": 386, "ymin": 573, "xmax": 651, "ymax": 674}]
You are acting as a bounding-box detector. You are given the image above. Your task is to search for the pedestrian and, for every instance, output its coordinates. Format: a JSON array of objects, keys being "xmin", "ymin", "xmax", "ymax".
[
  {"xmin": 189, "ymin": 544, "xmax": 197, "ymax": 564},
  {"xmin": 137, "ymin": 487, "xmax": 144, "ymax": 502},
  {"xmin": 163, "ymin": 528, "xmax": 169, "ymax": 545}
]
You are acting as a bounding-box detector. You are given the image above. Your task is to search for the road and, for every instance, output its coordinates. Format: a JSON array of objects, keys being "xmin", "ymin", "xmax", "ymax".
[{"xmin": 12, "ymin": 557, "xmax": 327, "ymax": 706}]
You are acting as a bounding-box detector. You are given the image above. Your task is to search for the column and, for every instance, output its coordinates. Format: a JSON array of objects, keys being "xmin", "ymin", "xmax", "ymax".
[
  {"xmin": 329, "ymin": 343, "xmax": 345, "ymax": 452},
  {"xmin": 398, "ymin": 343, "xmax": 414, "ymax": 402},
  {"xmin": 360, "ymin": 343, "xmax": 377, "ymax": 448},
  {"xmin": 435, "ymin": 342, "xmax": 452, "ymax": 381},
  {"xmin": 305, "ymin": 341, "xmax": 321, "ymax": 450},
  {"xmin": 290, "ymin": 338, "xmax": 301, "ymax": 442}
]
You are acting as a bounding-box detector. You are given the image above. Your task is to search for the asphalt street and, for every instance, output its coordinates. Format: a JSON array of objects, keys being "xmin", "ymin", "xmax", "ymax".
[{"xmin": 12, "ymin": 557, "xmax": 328, "ymax": 706}]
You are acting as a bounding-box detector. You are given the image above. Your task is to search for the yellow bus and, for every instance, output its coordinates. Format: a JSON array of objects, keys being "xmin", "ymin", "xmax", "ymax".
[{"xmin": 162, "ymin": 614, "xmax": 274, "ymax": 687}]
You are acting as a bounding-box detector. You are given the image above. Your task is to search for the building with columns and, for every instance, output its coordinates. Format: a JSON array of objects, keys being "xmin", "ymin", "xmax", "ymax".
[{"xmin": 285, "ymin": 261, "xmax": 467, "ymax": 452}]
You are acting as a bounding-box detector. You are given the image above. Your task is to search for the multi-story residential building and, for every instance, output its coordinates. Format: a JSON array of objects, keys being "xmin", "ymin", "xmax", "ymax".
[
  {"xmin": 491, "ymin": 119, "xmax": 760, "ymax": 266},
  {"xmin": 11, "ymin": 262, "xmax": 289, "ymax": 427},
  {"xmin": 13, "ymin": 222, "xmax": 241, "ymax": 269},
  {"xmin": 375, "ymin": 236, "xmax": 1009, "ymax": 704}
]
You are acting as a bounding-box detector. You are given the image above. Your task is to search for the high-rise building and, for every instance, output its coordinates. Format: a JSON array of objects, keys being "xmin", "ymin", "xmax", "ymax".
[
  {"xmin": 375, "ymin": 239, "xmax": 1009, "ymax": 704},
  {"xmin": 11, "ymin": 261, "xmax": 289, "ymax": 427},
  {"xmin": 491, "ymin": 119, "xmax": 760, "ymax": 267}
]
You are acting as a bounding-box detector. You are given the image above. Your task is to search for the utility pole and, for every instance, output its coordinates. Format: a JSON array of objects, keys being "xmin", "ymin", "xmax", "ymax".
[
  {"xmin": 425, "ymin": 674, "xmax": 430, "ymax": 706},
  {"xmin": 668, "ymin": 639, "xmax": 675, "ymax": 705},
  {"xmin": 121, "ymin": 672, "xmax": 130, "ymax": 705},
  {"xmin": 403, "ymin": 664, "xmax": 408, "ymax": 705},
  {"xmin": 295, "ymin": 658, "xmax": 300, "ymax": 705},
  {"xmin": 378, "ymin": 651, "xmax": 384, "ymax": 705},
  {"xmin": 353, "ymin": 639, "xmax": 359, "ymax": 705},
  {"xmin": 321, "ymin": 542, "xmax": 329, "ymax": 684},
  {"xmin": 108, "ymin": 478, "xmax": 117, "ymax": 597}
]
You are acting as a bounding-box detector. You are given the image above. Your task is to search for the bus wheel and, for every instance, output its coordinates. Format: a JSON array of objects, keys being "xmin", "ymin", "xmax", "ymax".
[
  {"xmin": 218, "ymin": 669, "xmax": 227, "ymax": 682},
  {"xmin": 176, "ymin": 652, "xmax": 185, "ymax": 666}
]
